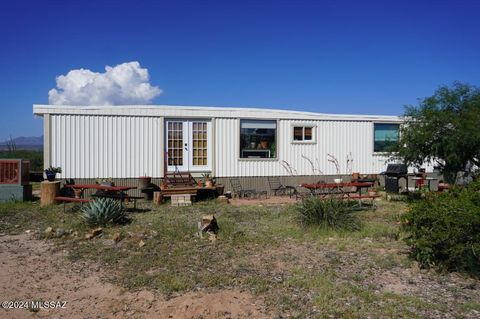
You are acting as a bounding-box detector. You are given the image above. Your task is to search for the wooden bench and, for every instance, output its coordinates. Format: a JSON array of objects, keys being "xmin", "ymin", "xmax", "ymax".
[
  {"xmin": 345, "ymin": 193, "xmax": 381, "ymax": 209},
  {"xmin": 160, "ymin": 187, "xmax": 198, "ymax": 198},
  {"xmin": 55, "ymin": 196, "xmax": 93, "ymax": 212},
  {"xmin": 347, "ymin": 194, "xmax": 381, "ymax": 200},
  {"xmin": 90, "ymin": 194, "xmax": 143, "ymax": 209}
]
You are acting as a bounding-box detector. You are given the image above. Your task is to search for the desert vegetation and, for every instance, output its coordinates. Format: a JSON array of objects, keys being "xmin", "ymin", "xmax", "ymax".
[{"xmin": 1, "ymin": 197, "xmax": 479, "ymax": 318}]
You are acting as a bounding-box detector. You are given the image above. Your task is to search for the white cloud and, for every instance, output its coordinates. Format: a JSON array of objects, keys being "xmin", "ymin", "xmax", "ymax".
[{"xmin": 48, "ymin": 61, "xmax": 162, "ymax": 106}]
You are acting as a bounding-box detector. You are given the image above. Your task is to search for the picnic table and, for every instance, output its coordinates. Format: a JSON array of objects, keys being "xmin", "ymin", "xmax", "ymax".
[
  {"xmin": 58, "ymin": 184, "xmax": 139, "ymax": 210},
  {"xmin": 302, "ymin": 181, "xmax": 374, "ymax": 196},
  {"xmin": 301, "ymin": 181, "xmax": 379, "ymax": 207}
]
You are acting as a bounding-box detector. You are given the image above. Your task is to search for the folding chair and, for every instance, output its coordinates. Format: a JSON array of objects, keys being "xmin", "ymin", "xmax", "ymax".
[
  {"xmin": 267, "ymin": 176, "xmax": 297, "ymax": 197},
  {"xmin": 230, "ymin": 178, "xmax": 267, "ymax": 199}
]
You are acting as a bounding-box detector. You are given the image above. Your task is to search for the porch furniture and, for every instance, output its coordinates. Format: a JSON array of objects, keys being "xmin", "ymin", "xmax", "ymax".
[
  {"xmin": 302, "ymin": 182, "xmax": 374, "ymax": 196},
  {"xmin": 160, "ymin": 187, "xmax": 199, "ymax": 198},
  {"xmin": 164, "ymin": 172, "xmax": 197, "ymax": 187},
  {"xmin": 54, "ymin": 196, "xmax": 93, "ymax": 213},
  {"xmin": 90, "ymin": 193, "xmax": 143, "ymax": 209},
  {"xmin": 267, "ymin": 176, "xmax": 296, "ymax": 197},
  {"xmin": 411, "ymin": 176, "xmax": 438, "ymax": 191},
  {"xmin": 64, "ymin": 184, "xmax": 137, "ymax": 209},
  {"xmin": 157, "ymin": 185, "xmax": 221, "ymax": 203},
  {"xmin": 301, "ymin": 181, "xmax": 378, "ymax": 208},
  {"xmin": 230, "ymin": 178, "xmax": 267, "ymax": 199}
]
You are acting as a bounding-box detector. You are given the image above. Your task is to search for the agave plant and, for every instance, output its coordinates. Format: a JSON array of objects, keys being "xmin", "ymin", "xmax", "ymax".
[{"xmin": 82, "ymin": 198, "xmax": 127, "ymax": 226}]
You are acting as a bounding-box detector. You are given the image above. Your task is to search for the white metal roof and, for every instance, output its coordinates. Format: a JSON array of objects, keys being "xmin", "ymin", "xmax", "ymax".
[{"xmin": 33, "ymin": 104, "xmax": 403, "ymax": 122}]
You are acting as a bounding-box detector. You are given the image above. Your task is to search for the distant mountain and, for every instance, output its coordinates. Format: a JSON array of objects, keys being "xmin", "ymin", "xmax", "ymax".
[{"xmin": 0, "ymin": 136, "xmax": 43, "ymax": 151}]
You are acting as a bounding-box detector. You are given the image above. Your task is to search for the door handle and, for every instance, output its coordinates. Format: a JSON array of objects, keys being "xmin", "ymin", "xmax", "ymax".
[{"xmin": 184, "ymin": 143, "xmax": 188, "ymax": 151}]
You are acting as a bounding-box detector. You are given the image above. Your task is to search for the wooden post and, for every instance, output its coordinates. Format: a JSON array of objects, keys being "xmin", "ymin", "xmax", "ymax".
[
  {"xmin": 40, "ymin": 181, "xmax": 60, "ymax": 206},
  {"xmin": 153, "ymin": 191, "xmax": 163, "ymax": 205}
]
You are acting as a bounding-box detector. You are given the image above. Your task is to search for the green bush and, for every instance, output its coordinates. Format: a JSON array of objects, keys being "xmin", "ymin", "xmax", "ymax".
[
  {"xmin": 296, "ymin": 196, "xmax": 361, "ymax": 231},
  {"xmin": 402, "ymin": 182, "xmax": 480, "ymax": 274},
  {"xmin": 82, "ymin": 198, "xmax": 127, "ymax": 226},
  {"xmin": 0, "ymin": 150, "xmax": 43, "ymax": 171}
]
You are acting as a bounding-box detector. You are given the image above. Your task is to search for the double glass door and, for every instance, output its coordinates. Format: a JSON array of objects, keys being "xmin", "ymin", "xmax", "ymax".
[{"xmin": 166, "ymin": 120, "xmax": 211, "ymax": 172}]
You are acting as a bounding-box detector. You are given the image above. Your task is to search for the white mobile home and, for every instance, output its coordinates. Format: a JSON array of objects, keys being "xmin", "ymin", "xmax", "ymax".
[{"xmin": 33, "ymin": 104, "xmax": 408, "ymax": 190}]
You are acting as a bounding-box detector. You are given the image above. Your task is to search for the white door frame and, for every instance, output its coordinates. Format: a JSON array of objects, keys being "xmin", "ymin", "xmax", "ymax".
[{"xmin": 165, "ymin": 119, "xmax": 212, "ymax": 172}]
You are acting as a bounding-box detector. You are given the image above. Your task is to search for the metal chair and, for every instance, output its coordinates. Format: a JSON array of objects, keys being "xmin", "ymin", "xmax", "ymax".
[
  {"xmin": 229, "ymin": 178, "xmax": 266, "ymax": 199},
  {"xmin": 267, "ymin": 176, "xmax": 297, "ymax": 197}
]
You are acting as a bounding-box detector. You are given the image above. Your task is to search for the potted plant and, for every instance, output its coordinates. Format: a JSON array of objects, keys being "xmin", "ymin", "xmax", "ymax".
[
  {"xmin": 202, "ymin": 173, "xmax": 215, "ymax": 187},
  {"xmin": 160, "ymin": 180, "xmax": 169, "ymax": 191},
  {"xmin": 44, "ymin": 166, "xmax": 62, "ymax": 182}
]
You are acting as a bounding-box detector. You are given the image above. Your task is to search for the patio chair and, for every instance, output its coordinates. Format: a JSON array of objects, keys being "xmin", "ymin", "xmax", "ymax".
[
  {"xmin": 229, "ymin": 178, "xmax": 267, "ymax": 199},
  {"xmin": 267, "ymin": 176, "xmax": 297, "ymax": 197}
]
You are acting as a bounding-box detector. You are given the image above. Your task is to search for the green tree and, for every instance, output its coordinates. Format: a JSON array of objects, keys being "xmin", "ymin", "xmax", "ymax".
[{"xmin": 394, "ymin": 82, "xmax": 480, "ymax": 183}]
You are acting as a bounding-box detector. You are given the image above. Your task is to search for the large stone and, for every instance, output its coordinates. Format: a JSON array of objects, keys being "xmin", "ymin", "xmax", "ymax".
[{"xmin": 217, "ymin": 196, "xmax": 229, "ymax": 204}]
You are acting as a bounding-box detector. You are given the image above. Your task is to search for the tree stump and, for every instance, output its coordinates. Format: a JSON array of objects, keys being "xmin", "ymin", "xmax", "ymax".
[
  {"xmin": 202, "ymin": 214, "xmax": 219, "ymax": 234},
  {"xmin": 40, "ymin": 181, "xmax": 61, "ymax": 206},
  {"xmin": 153, "ymin": 191, "xmax": 163, "ymax": 205}
]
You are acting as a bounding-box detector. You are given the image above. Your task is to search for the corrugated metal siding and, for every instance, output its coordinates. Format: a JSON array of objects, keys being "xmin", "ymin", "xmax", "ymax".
[
  {"xmin": 50, "ymin": 115, "xmax": 163, "ymax": 179},
  {"xmin": 214, "ymin": 118, "xmax": 395, "ymax": 177}
]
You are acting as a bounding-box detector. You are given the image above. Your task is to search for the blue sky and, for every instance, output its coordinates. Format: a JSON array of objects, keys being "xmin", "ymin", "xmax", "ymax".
[{"xmin": 1, "ymin": 0, "xmax": 479, "ymax": 140}]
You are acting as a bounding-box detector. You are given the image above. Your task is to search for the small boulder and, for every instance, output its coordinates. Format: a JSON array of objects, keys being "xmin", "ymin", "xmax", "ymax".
[
  {"xmin": 92, "ymin": 227, "xmax": 103, "ymax": 237},
  {"xmin": 55, "ymin": 228, "xmax": 67, "ymax": 238},
  {"xmin": 112, "ymin": 232, "xmax": 122, "ymax": 243},
  {"xmin": 217, "ymin": 196, "xmax": 229, "ymax": 204},
  {"xmin": 45, "ymin": 227, "xmax": 54, "ymax": 235}
]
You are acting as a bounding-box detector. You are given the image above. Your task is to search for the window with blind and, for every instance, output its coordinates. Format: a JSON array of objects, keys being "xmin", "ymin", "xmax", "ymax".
[{"xmin": 292, "ymin": 125, "xmax": 315, "ymax": 143}]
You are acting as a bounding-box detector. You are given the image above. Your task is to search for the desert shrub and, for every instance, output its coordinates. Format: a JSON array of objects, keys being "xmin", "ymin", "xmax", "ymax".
[
  {"xmin": 402, "ymin": 183, "xmax": 480, "ymax": 275},
  {"xmin": 0, "ymin": 150, "xmax": 43, "ymax": 171},
  {"xmin": 82, "ymin": 198, "xmax": 127, "ymax": 226},
  {"xmin": 296, "ymin": 196, "xmax": 361, "ymax": 231}
]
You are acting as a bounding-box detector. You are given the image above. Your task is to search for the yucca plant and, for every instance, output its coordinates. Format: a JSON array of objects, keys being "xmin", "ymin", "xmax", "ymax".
[
  {"xmin": 82, "ymin": 198, "xmax": 127, "ymax": 226},
  {"xmin": 296, "ymin": 196, "xmax": 361, "ymax": 231}
]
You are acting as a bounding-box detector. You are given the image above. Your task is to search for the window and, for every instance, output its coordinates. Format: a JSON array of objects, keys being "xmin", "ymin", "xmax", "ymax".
[
  {"xmin": 374, "ymin": 123, "xmax": 399, "ymax": 152},
  {"xmin": 293, "ymin": 126, "xmax": 314, "ymax": 142},
  {"xmin": 240, "ymin": 120, "xmax": 276, "ymax": 158}
]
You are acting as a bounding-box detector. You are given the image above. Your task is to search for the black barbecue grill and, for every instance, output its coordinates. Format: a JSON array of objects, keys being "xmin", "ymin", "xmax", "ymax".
[{"xmin": 384, "ymin": 164, "xmax": 409, "ymax": 193}]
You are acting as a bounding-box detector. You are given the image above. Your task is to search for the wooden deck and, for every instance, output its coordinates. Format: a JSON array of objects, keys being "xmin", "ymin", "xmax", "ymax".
[{"xmin": 160, "ymin": 186, "xmax": 217, "ymax": 198}]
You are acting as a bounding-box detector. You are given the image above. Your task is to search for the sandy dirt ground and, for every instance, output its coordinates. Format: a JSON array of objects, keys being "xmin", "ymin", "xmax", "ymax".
[{"xmin": 0, "ymin": 233, "xmax": 268, "ymax": 319}]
